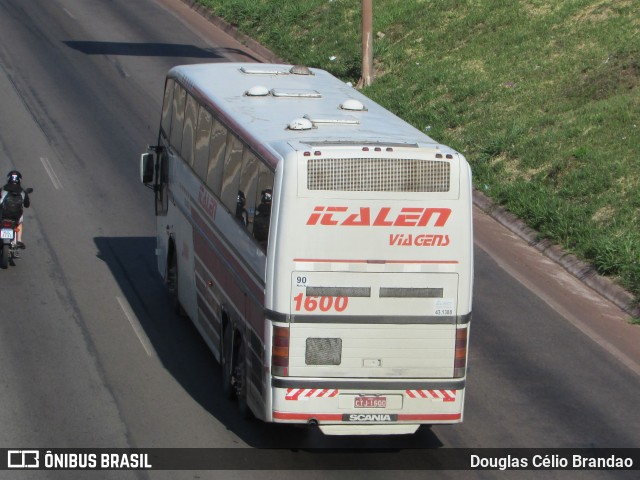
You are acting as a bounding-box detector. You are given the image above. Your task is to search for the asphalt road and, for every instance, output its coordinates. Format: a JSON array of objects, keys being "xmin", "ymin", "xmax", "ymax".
[{"xmin": 0, "ymin": 0, "xmax": 638, "ymax": 479}]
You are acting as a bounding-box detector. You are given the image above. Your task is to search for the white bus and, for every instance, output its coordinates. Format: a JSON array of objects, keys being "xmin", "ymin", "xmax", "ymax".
[{"xmin": 141, "ymin": 63, "xmax": 473, "ymax": 435}]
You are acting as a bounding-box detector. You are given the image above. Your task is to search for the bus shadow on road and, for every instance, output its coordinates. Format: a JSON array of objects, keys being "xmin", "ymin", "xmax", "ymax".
[
  {"xmin": 64, "ymin": 40, "xmax": 262, "ymax": 62},
  {"xmin": 94, "ymin": 236, "xmax": 444, "ymax": 452}
]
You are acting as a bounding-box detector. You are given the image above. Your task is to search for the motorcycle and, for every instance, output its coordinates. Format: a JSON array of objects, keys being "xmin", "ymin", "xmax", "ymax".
[{"xmin": 1, "ymin": 187, "xmax": 33, "ymax": 269}]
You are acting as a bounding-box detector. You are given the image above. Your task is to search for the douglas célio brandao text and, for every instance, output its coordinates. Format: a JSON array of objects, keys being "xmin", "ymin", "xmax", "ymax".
[{"xmin": 470, "ymin": 453, "xmax": 635, "ymax": 470}]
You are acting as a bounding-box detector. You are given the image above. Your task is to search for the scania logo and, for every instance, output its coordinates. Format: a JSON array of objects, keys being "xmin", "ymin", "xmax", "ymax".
[
  {"xmin": 343, "ymin": 414, "xmax": 397, "ymax": 422},
  {"xmin": 306, "ymin": 207, "xmax": 451, "ymax": 227}
]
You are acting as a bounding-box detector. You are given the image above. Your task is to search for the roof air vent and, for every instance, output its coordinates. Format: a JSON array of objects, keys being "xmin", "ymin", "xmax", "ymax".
[
  {"xmin": 288, "ymin": 118, "xmax": 314, "ymax": 131},
  {"xmin": 304, "ymin": 114, "xmax": 359, "ymax": 125},
  {"xmin": 290, "ymin": 65, "xmax": 313, "ymax": 75},
  {"xmin": 245, "ymin": 85, "xmax": 270, "ymax": 96},
  {"xmin": 272, "ymin": 88, "xmax": 321, "ymax": 98},
  {"xmin": 240, "ymin": 66, "xmax": 290, "ymax": 75},
  {"xmin": 340, "ymin": 99, "xmax": 366, "ymax": 111}
]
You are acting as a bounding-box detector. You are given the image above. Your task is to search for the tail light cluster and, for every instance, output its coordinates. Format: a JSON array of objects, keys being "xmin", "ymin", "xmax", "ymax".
[
  {"xmin": 2, "ymin": 220, "xmax": 13, "ymax": 228},
  {"xmin": 271, "ymin": 325, "xmax": 290, "ymax": 376},
  {"xmin": 454, "ymin": 327, "xmax": 468, "ymax": 378}
]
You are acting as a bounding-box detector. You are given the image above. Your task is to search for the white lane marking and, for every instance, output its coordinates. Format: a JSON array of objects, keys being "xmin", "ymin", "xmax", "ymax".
[
  {"xmin": 40, "ymin": 157, "xmax": 63, "ymax": 190},
  {"xmin": 116, "ymin": 296, "xmax": 155, "ymax": 358},
  {"xmin": 63, "ymin": 8, "xmax": 76, "ymax": 20},
  {"xmin": 109, "ymin": 58, "xmax": 130, "ymax": 78}
]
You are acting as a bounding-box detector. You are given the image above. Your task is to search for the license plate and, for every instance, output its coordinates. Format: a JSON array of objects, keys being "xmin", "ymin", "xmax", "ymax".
[
  {"xmin": 0, "ymin": 228, "xmax": 13, "ymax": 240},
  {"xmin": 354, "ymin": 396, "xmax": 387, "ymax": 408}
]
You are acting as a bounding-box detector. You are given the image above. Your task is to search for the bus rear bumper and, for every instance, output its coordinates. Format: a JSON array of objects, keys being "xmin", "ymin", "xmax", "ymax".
[
  {"xmin": 319, "ymin": 424, "xmax": 420, "ymax": 436},
  {"xmin": 271, "ymin": 380, "xmax": 465, "ymax": 435}
]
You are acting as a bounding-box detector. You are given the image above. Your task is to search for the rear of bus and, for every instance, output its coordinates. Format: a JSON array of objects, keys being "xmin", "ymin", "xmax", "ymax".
[{"xmin": 268, "ymin": 143, "xmax": 473, "ymax": 435}]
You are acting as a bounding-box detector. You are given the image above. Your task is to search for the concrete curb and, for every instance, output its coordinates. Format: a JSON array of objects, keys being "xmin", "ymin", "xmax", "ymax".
[
  {"xmin": 181, "ymin": 0, "xmax": 640, "ymax": 320},
  {"xmin": 474, "ymin": 190, "xmax": 640, "ymax": 319}
]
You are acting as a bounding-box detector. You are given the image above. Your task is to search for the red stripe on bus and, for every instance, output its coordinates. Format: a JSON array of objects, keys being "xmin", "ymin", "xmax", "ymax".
[
  {"xmin": 397, "ymin": 414, "xmax": 461, "ymax": 421},
  {"xmin": 192, "ymin": 209, "xmax": 256, "ymax": 287},
  {"xmin": 192, "ymin": 207, "xmax": 264, "ymax": 299},
  {"xmin": 272, "ymin": 412, "xmax": 462, "ymax": 421},
  {"xmin": 192, "ymin": 207, "xmax": 265, "ymax": 334},
  {"xmin": 293, "ymin": 258, "xmax": 459, "ymax": 264},
  {"xmin": 273, "ymin": 412, "xmax": 342, "ymax": 421}
]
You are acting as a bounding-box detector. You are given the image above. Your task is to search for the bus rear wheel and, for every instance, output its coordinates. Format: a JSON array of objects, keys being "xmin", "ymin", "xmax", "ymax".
[
  {"xmin": 235, "ymin": 339, "xmax": 253, "ymax": 420},
  {"xmin": 221, "ymin": 326, "xmax": 235, "ymax": 400},
  {"xmin": 167, "ymin": 242, "xmax": 186, "ymax": 318}
]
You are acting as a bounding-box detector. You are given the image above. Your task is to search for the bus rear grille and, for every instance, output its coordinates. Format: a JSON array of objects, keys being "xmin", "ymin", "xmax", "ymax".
[
  {"xmin": 305, "ymin": 338, "xmax": 342, "ymax": 365},
  {"xmin": 307, "ymin": 158, "xmax": 450, "ymax": 192}
]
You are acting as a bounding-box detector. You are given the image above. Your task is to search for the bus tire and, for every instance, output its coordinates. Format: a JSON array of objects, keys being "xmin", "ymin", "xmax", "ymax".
[
  {"xmin": 167, "ymin": 242, "xmax": 184, "ymax": 316},
  {"xmin": 221, "ymin": 326, "xmax": 235, "ymax": 400},
  {"xmin": 173, "ymin": 264, "xmax": 188, "ymax": 319},
  {"xmin": 235, "ymin": 339, "xmax": 253, "ymax": 420}
]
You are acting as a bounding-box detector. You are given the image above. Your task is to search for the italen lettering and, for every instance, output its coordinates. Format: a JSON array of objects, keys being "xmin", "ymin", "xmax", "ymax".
[{"xmin": 307, "ymin": 206, "xmax": 451, "ymax": 227}]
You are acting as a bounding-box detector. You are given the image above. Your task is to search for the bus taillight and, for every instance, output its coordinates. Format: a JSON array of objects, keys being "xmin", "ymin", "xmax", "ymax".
[
  {"xmin": 454, "ymin": 327, "xmax": 468, "ymax": 378},
  {"xmin": 272, "ymin": 325, "xmax": 290, "ymax": 376}
]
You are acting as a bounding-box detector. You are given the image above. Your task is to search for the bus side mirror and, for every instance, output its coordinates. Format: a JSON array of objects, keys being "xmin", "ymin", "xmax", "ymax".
[{"xmin": 140, "ymin": 152, "xmax": 155, "ymax": 185}]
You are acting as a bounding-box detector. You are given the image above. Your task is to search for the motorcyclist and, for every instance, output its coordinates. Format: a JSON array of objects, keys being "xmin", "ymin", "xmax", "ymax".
[{"xmin": 0, "ymin": 170, "xmax": 30, "ymax": 249}]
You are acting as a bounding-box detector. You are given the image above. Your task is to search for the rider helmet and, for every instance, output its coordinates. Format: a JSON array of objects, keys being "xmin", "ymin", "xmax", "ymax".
[{"xmin": 7, "ymin": 170, "xmax": 22, "ymax": 185}]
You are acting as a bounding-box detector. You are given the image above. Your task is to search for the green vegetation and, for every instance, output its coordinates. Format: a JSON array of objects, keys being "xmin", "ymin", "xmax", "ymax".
[{"xmin": 198, "ymin": 0, "xmax": 639, "ymax": 301}]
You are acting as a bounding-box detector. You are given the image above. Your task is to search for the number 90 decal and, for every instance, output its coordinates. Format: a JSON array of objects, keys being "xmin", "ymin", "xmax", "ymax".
[{"xmin": 293, "ymin": 294, "xmax": 348, "ymax": 312}]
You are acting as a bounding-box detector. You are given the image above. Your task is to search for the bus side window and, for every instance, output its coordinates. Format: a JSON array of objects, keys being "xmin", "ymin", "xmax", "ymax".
[
  {"xmin": 220, "ymin": 133, "xmax": 243, "ymax": 213},
  {"xmin": 160, "ymin": 79, "xmax": 174, "ymax": 139},
  {"xmin": 182, "ymin": 94, "xmax": 198, "ymax": 167},
  {"xmin": 237, "ymin": 149, "xmax": 259, "ymax": 230},
  {"xmin": 206, "ymin": 118, "xmax": 227, "ymax": 196},
  {"xmin": 255, "ymin": 166, "xmax": 275, "ymax": 213},
  {"xmin": 193, "ymin": 107, "xmax": 212, "ymax": 180},
  {"xmin": 170, "ymin": 83, "xmax": 186, "ymax": 155}
]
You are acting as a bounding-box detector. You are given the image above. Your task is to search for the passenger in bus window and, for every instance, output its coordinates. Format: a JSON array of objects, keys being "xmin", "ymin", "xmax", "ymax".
[
  {"xmin": 236, "ymin": 190, "xmax": 248, "ymax": 227},
  {"xmin": 253, "ymin": 188, "xmax": 272, "ymax": 248}
]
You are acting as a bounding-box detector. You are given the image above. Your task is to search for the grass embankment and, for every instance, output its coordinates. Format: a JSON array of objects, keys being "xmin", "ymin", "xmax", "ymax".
[{"xmin": 198, "ymin": 0, "xmax": 640, "ymax": 304}]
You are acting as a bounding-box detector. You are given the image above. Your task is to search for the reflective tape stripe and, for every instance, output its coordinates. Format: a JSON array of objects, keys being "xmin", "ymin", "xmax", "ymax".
[
  {"xmin": 285, "ymin": 388, "xmax": 339, "ymax": 400},
  {"xmin": 406, "ymin": 390, "xmax": 456, "ymax": 402}
]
